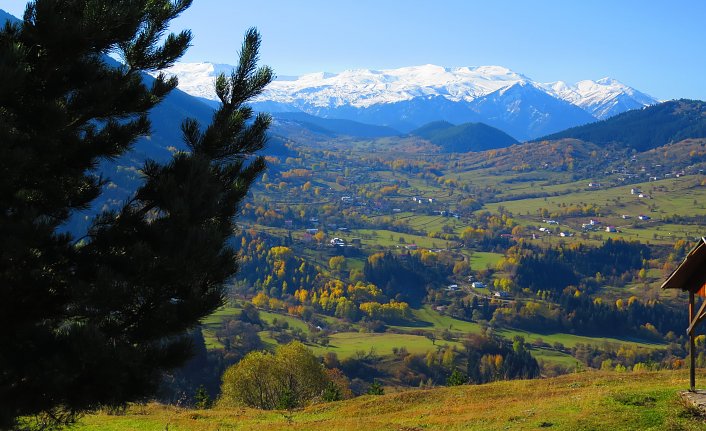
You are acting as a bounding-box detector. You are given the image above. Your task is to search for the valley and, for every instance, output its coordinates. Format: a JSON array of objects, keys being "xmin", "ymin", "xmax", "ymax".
[
  {"xmin": 157, "ymin": 100, "xmax": 706, "ymax": 400},
  {"xmin": 5, "ymin": 2, "xmax": 706, "ymax": 430}
]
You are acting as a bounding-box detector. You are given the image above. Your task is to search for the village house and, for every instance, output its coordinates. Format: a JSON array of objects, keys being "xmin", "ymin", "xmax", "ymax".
[{"xmin": 330, "ymin": 238, "xmax": 346, "ymax": 247}]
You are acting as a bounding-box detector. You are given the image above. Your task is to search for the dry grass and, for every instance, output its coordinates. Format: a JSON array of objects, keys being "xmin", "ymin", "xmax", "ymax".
[{"xmin": 74, "ymin": 370, "xmax": 706, "ymax": 430}]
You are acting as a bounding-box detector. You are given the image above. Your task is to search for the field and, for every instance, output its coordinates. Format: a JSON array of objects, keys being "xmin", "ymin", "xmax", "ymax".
[
  {"xmin": 308, "ymin": 332, "xmax": 463, "ymax": 357},
  {"xmin": 468, "ymin": 251, "xmax": 504, "ymax": 270},
  {"xmin": 482, "ymin": 176, "xmax": 706, "ymax": 245},
  {"xmin": 70, "ymin": 370, "xmax": 706, "ymax": 430},
  {"xmin": 202, "ymin": 304, "xmax": 665, "ymax": 366}
]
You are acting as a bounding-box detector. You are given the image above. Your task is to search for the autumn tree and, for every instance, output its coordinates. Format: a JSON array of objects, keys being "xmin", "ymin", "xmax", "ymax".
[
  {"xmin": 0, "ymin": 1, "xmax": 272, "ymax": 427},
  {"xmin": 220, "ymin": 342, "xmax": 329, "ymax": 409}
]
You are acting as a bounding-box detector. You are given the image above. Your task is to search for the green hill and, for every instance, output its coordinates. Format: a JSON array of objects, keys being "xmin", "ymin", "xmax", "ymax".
[
  {"xmin": 536, "ymin": 99, "xmax": 706, "ymax": 152},
  {"xmin": 70, "ymin": 370, "xmax": 704, "ymax": 430},
  {"xmin": 273, "ymin": 112, "xmax": 402, "ymax": 138},
  {"xmin": 411, "ymin": 121, "xmax": 519, "ymax": 153}
]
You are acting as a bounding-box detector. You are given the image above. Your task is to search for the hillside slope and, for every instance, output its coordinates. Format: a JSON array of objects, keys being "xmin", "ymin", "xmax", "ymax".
[
  {"xmin": 73, "ymin": 371, "xmax": 703, "ymax": 431},
  {"xmin": 273, "ymin": 112, "xmax": 401, "ymax": 138},
  {"xmin": 411, "ymin": 121, "xmax": 519, "ymax": 152},
  {"xmin": 536, "ymin": 99, "xmax": 706, "ymax": 151}
]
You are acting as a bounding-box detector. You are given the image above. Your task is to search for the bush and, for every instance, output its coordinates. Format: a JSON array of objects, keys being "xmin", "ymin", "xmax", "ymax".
[
  {"xmin": 446, "ymin": 370, "xmax": 467, "ymax": 386},
  {"xmin": 220, "ymin": 342, "xmax": 328, "ymax": 409},
  {"xmin": 367, "ymin": 380, "xmax": 385, "ymax": 395}
]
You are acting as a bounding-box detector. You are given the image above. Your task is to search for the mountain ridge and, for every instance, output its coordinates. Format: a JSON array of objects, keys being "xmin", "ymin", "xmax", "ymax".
[
  {"xmin": 156, "ymin": 62, "xmax": 658, "ymax": 140},
  {"xmin": 410, "ymin": 121, "xmax": 518, "ymax": 153},
  {"xmin": 535, "ymin": 99, "xmax": 706, "ymax": 152}
]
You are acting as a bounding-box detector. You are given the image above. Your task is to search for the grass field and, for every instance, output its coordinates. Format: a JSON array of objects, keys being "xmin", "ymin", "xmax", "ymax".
[
  {"xmin": 468, "ymin": 251, "xmax": 504, "ymax": 270},
  {"xmin": 70, "ymin": 370, "xmax": 706, "ymax": 430},
  {"xmin": 529, "ymin": 348, "xmax": 577, "ymax": 367},
  {"xmin": 309, "ymin": 332, "xmax": 462, "ymax": 358},
  {"xmin": 483, "ymin": 177, "xmax": 706, "ymax": 223},
  {"xmin": 201, "ymin": 304, "xmax": 665, "ymax": 365},
  {"xmin": 354, "ymin": 228, "xmax": 454, "ymax": 249},
  {"xmin": 495, "ymin": 327, "xmax": 666, "ymax": 350},
  {"xmin": 201, "ymin": 305, "xmax": 314, "ymax": 349}
]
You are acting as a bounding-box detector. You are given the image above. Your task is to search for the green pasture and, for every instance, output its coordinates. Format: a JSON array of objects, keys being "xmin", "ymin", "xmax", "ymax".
[
  {"xmin": 530, "ymin": 347, "xmax": 578, "ymax": 368},
  {"xmin": 353, "ymin": 228, "xmax": 453, "ymax": 249},
  {"xmin": 495, "ymin": 327, "xmax": 666, "ymax": 350},
  {"xmin": 203, "ymin": 302, "xmax": 666, "ymax": 365},
  {"xmin": 468, "ymin": 251, "xmax": 504, "ymax": 270},
  {"xmin": 484, "ymin": 177, "xmax": 706, "ymax": 220},
  {"xmin": 309, "ymin": 332, "xmax": 462, "ymax": 358},
  {"xmin": 69, "ymin": 370, "xmax": 706, "ymax": 431}
]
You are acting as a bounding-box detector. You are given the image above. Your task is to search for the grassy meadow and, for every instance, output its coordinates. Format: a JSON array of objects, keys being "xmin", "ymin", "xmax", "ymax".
[
  {"xmin": 71, "ymin": 370, "xmax": 706, "ymax": 431},
  {"xmin": 201, "ymin": 303, "xmax": 665, "ymax": 366}
]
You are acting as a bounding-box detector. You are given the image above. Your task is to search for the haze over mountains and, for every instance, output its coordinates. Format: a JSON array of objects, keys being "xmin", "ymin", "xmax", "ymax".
[{"xmin": 158, "ymin": 62, "xmax": 658, "ymax": 141}]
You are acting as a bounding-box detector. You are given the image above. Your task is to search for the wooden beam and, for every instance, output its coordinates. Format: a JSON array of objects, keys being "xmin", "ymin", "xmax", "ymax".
[
  {"xmin": 690, "ymin": 291, "xmax": 696, "ymax": 392},
  {"xmin": 688, "ymin": 296, "xmax": 706, "ymax": 335}
]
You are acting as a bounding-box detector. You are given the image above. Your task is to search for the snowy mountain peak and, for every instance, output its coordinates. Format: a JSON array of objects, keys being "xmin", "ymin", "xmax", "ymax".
[
  {"xmin": 152, "ymin": 62, "xmax": 658, "ymax": 138},
  {"xmin": 155, "ymin": 62, "xmax": 535, "ymax": 108},
  {"xmin": 154, "ymin": 62, "xmax": 654, "ymax": 117},
  {"xmin": 542, "ymin": 77, "xmax": 656, "ymax": 119},
  {"xmin": 258, "ymin": 64, "xmax": 532, "ymax": 108}
]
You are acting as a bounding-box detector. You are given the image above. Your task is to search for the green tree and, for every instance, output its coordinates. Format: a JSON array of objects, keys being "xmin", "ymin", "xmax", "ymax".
[
  {"xmin": 321, "ymin": 382, "xmax": 342, "ymax": 402},
  {"xmin": 328, "ymin": 255, "xmax": 346, "ymax": 272},
  {"xmin": 367, "ymin": 379, "xmax": 385, "ymax": 395},
  {"xmin": 194, "ymin": 385, "xmax": 212, "ymax": 409},
  {"xmin": 220, "ymin": 342, "xmax": 329, "ymax": 409},
  {"xmin": 0, "ymin": 1, "xmax": 272, "ymax": 428},
  {"xmin": 446, "ymin": 369, "xmax": 467, "ymax": 386}
]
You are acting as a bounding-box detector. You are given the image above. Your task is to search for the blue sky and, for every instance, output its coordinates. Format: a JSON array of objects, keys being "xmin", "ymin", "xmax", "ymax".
[{"xmin": 3, "ymin": 1, "xmax": 705, "ymax": 100}]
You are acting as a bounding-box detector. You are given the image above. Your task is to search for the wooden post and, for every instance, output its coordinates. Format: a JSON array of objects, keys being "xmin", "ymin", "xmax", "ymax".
[{"xmin": 690, "ymin": 290, "xmax": 696, "ymax": 392}]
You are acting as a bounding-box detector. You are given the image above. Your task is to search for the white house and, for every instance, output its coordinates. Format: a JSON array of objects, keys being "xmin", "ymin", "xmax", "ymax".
[{"xmin": 330, "ymin": 238, "xmax": 346, "ymax": 246}]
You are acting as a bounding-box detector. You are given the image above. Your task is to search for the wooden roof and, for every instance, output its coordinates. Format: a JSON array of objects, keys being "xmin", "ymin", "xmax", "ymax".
[{"xmin": 662, "ymin": 237, "xmax": 706, "ymax": 292}]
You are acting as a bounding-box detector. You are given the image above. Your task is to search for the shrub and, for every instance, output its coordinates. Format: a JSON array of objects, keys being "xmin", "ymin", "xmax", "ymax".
[{"xmin": 220, "ymin": 342, "xmax": 328, "ymax": 409}]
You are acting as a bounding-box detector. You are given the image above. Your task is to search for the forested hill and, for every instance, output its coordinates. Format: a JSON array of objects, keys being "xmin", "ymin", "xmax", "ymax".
[
  {"xmin": 410, "ymin": 121, "xmax": 519, "ymax": 153},
  {"xmin": 272, "ymin": 112, "xmax": 401, "ymax": 138},
  {"xmin": 535, "ymin": 99, "xmax": 706, "ymax": 151},
  {"xmin": 0, "ymin": 9, "xmax": 19, "ymax": 24}
]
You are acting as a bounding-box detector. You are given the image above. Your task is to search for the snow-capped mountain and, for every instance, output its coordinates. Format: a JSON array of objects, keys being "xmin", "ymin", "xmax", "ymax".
[
  {"xmin": 541, "ymin": 78, "xmax": 657, "ymax": 119},
  {"xmin": 263, "ymin": 65, "xmax": 529, "ymax": 108},
  {"xmin": 465, "ymin": 82, "xmax": 596, "ymax": 141},
  {"xmin": 154, "ymin": 62, "xmax": 657, "ymax": 140}
]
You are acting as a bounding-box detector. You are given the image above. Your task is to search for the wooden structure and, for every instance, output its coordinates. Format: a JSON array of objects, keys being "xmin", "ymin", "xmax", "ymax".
[{"xmin": 662, "ymin": 237, "xmax": 706, "ymax": 392}]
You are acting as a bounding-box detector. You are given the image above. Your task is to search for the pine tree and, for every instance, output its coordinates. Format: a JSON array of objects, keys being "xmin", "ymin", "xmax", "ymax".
[{"xmin": 0, "ymin": 1, "xmax": 272, "ymax": 428}]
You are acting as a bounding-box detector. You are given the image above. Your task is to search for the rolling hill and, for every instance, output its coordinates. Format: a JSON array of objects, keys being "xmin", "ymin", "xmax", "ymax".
[
  {"xmin": 411, "ymin": 121, "xmax": 518, "ymax": 152},
  {"xmin": 273, "ymin": 112, "xmax": 401, "ymax": 138},
  {"xmin": 536, "ymin": 99, "xmax": 706, "ymax": 151},
  {"xmin": 70, "ymin": 370, "xmax": 704, "ymax": 431}
]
